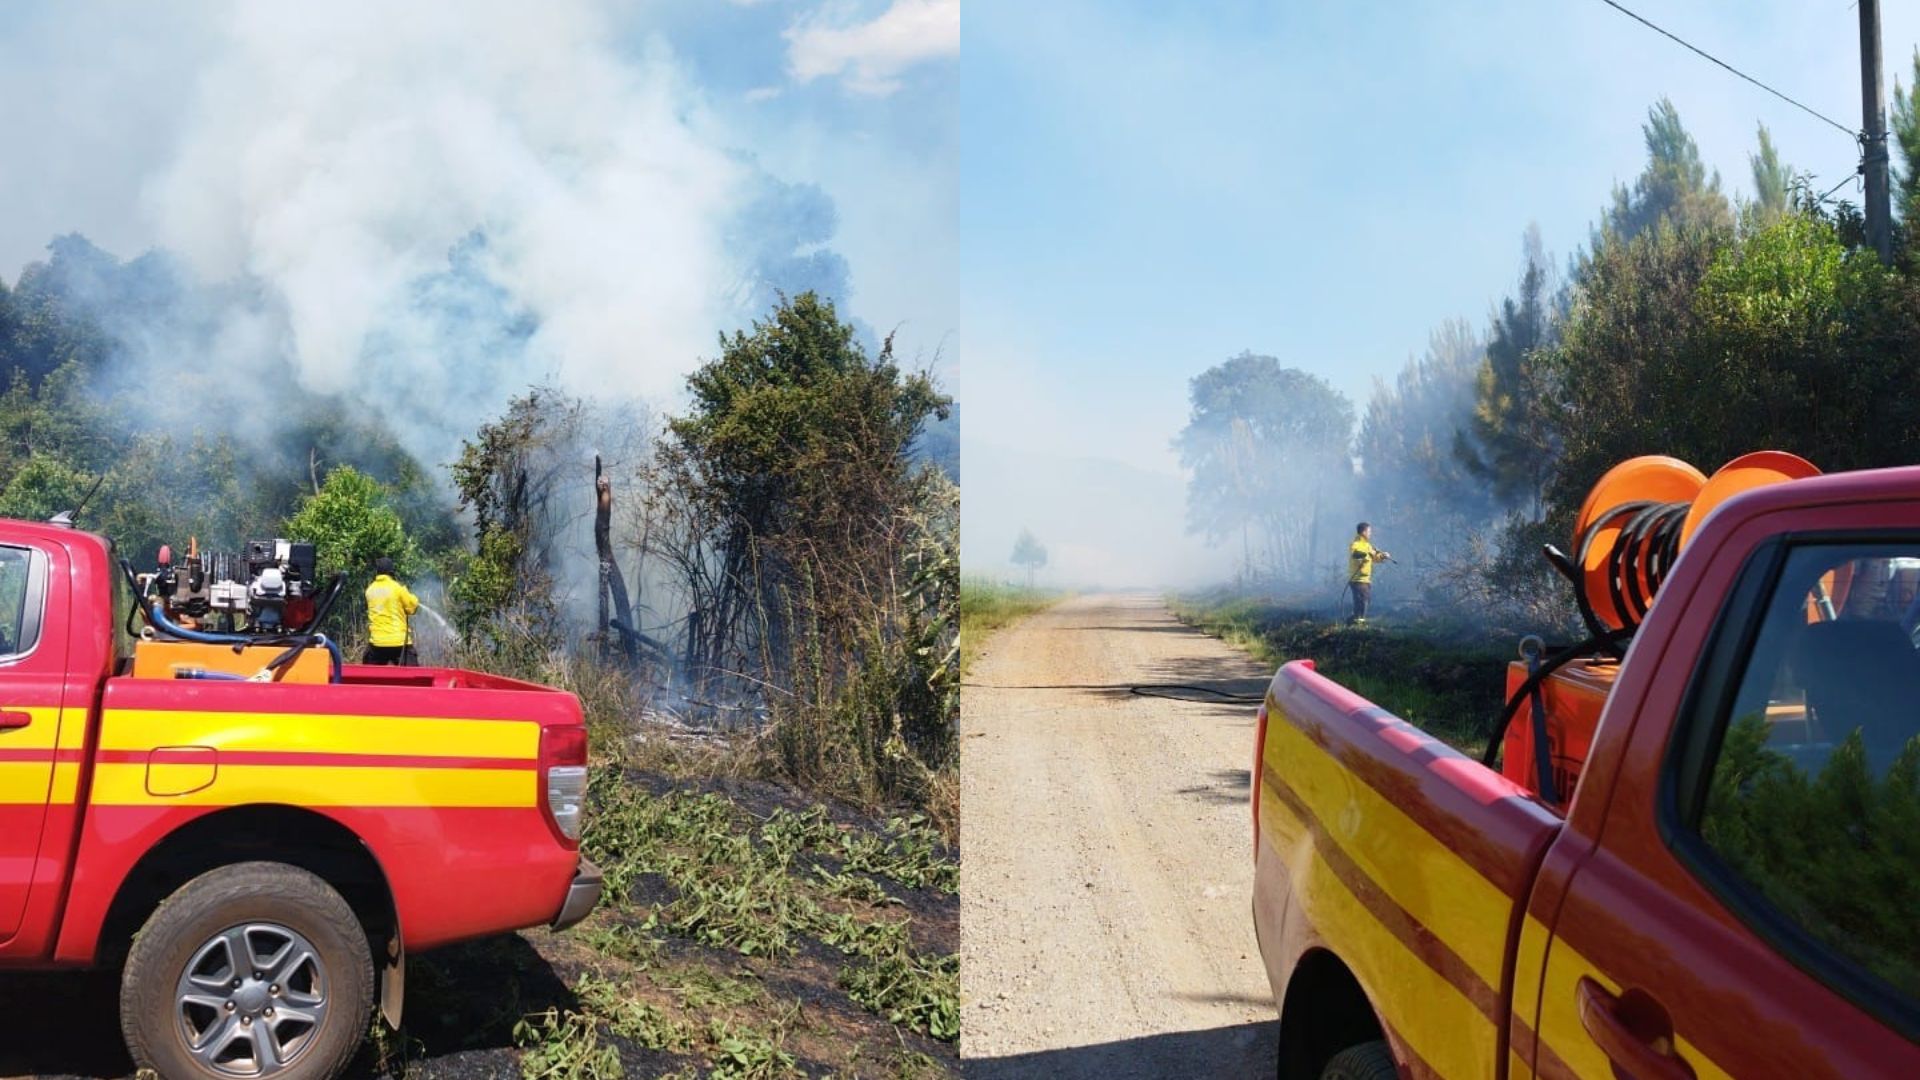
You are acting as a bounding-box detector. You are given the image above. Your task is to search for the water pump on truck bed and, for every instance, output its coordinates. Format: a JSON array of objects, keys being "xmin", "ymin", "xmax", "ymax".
[{"xmin": 125, "ymin": 538, "xmax": 347, "ymax": 684}]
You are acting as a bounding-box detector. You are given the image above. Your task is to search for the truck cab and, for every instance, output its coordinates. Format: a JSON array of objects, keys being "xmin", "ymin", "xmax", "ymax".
[{"xmin": 1253, "ymin": 461, "xmax": 1920, "ymax": 1079}]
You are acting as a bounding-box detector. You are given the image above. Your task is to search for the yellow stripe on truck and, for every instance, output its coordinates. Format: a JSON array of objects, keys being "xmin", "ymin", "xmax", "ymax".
[
  {"xmin": 0, "ymin": 761, "xmax": 54, "ymax": 805},
  {"xmin": 0, "ymin": 761, "xmax": 78, "ymax": 805},
  {"xmin": 1261, "ymin": 782, "xmax": 1496, "ymax": 1078},
  {"xmin": 89, "ymin": 762, "xmax": 536, "ymax": 808},
  {"xmin": 1263, "ymin": 713, "xmax": 1516, "ymax": 997},
  {"xmin": 57, "ymin": 707, "xmax": 89, "ymax": 750},
  {"xmin": 49, "ymin": 761, "xmax": 81, "ymax": 803},
  {"xmin": 98, "ymin": 710, "xmax": 538, "ymax": 759}
]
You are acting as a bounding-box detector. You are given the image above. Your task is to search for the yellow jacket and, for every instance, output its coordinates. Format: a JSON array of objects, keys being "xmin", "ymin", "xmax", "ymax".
[
  {"xmin": 366, "ymin": 574, "xmax": 419, "ymax": 647},
  {"xmin": 1348, "ymin": 538, "xmax": 1379, "ymax": 584}
]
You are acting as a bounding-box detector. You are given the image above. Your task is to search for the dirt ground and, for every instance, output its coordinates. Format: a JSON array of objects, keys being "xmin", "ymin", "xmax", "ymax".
[{"xmin": 959, "ymin": 592, "xmax": 1278, "ymax": 1079}]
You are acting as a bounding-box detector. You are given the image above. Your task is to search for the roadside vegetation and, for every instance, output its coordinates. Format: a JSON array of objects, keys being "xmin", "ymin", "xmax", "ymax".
[
  {"xmin": 1174, "ymin": 591, "xmax": 1514, "ymax": 756},
  {"xmin": 958, "ymin": 577, "xmax": 1058, "ymax": 676}
]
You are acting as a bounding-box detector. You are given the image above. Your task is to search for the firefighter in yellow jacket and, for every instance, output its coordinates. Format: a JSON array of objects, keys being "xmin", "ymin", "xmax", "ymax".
[
  {"xmin": 364, "ymin": 556, "xmax": 420, "ymax": 665},
  {"xmin": 1347, "ymin": 523, "xmax": 1391, "ymax": 625}
]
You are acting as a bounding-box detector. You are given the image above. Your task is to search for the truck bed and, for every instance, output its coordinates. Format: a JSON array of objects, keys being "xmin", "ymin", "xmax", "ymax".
[
  {"xmin": 44, "ymin": 663, "xmax": 586, "ymax": 961},
  {"xmin": 335, "ymin": 664, "xmax": 574, "ymax": 693},
  {"xmin": 1255, "ymin": 659, "xmax": 1564, "ymax": 1078}
]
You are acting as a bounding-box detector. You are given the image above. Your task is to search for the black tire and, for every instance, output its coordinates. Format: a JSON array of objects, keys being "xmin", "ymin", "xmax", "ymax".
[
  {"xmin": 121, "ymin": 861, "xmax": 374, "ymax": 1080},
  {"xmin": 1322, "ymin": 1040, "xmax": 1398, "ymax": 1080}
]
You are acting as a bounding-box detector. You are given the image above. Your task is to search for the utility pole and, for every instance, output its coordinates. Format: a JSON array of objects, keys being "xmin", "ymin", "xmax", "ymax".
[{"xmin": 1860, "ymin": 0, "xmax": 1893, "ymax": 264}]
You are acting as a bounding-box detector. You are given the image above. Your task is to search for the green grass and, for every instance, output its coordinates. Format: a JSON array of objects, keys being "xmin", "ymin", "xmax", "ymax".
[
  {"xmin": 1174, "ymin": 592, "xmax": 1517, "ymax": 756},
  {"xmin": 959, "ymin": 577, "xmax": 1060, "ymax": 676}
]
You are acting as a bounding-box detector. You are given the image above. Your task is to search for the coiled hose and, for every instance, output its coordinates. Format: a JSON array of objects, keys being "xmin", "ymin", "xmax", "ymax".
[
  {"xmin": 1477, "ymin": 500, "xmax": 1690, "ymax": 777},
  {"xmin": 1571, "ymin": 499, "xmax": 1691, "ymax": 647}
]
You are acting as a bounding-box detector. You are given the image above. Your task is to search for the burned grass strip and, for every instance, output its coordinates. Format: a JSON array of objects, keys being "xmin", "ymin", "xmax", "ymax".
[{"xmin": 1174, "ymin": 594, "xmax": 1514, "ymax": 756}]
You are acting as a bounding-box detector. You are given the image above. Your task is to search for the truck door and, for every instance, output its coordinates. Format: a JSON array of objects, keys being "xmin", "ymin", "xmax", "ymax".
[
  {"xmin": 0, "ymin": 543, "xmax": 67, "ymax": 941},
  {"xmin": 1531, "ymin": 533, "xmax": 1920, "ymax": 1078}
]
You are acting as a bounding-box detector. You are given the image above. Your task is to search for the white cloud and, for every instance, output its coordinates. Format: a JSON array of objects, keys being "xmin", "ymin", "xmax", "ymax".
[{"xmin": 786, "ymin": 0, "xmax": 958, "ymax": 96}]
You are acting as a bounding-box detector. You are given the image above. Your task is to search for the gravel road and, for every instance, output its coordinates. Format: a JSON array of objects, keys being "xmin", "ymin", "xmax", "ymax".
[{"xmin": 960, "ymin": 592, "xmax": 1278, "ymax": 1079}]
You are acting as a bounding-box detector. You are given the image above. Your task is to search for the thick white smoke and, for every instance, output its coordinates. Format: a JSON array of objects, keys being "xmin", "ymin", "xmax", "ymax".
[
  {"xmin": 131, "ymin": 0, "xmax": 742, "ymax": 462},
  {"xmin": 0, "ymin": 0, "xmax": 920, "ymax": 479}
]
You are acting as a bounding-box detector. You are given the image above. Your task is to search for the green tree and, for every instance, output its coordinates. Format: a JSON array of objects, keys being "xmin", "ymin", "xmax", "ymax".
[
  {"xmin": 660, "ymin": 293, "xmax": 955, "ymax": 804},
  {"xmin": 1177, "ymin": 353, "xmax": 1353, "ymax": 582},
  {"xmin": 1010, "ymin": 528, "xmax": 1048, "ymax": 586},
  {"xmin": 0, "ymin": 455, "xmax": 93, "ymax": 522},
  {"xmin": 284, "ymin": 466, "xmax": 420, "ymax": 639},
  {"xmin": 1892, "ymin": 49, "xmax": 1920, "ymax": 225},
  {"xmin": 660, "ymin": 291, "xmax": 950, "ymax": 683},
  {"xmin": 285, "ymin": 466, "xmax": 419, "ymax": 583},
  {"xmin": 1545, "ymin": 200, "xmax": 1920, "ymax": 538},
  {"xmin": 1603, "ymin": 98, "xmax": 1731, "ymax": 241},
  {"xmin": 1544, "ymin": 213, "xmax": 1730, "ymax": 525},
  {"xmin": 1750, "ymin": 124, "xmax": 1792, "ymax": 221},
  {"xmin": 1457, "ymin": 228, "xmax": 1558, "ymax": 520},
  {"xmin": 1680, "ymin": 212, "xmax": 1919, "ymax": 472},
  {"xmin": 446, "ymin": 390, "xmax": 575, "ymax": 649}
]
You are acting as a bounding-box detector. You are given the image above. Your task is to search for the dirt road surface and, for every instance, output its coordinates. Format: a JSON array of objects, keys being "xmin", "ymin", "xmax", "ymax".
[{"xmin": 961, "ymin": 592, "xmax": 1278, "ymax": 1078}]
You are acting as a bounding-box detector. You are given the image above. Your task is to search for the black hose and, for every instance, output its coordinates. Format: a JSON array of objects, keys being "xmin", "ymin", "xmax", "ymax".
[
  {"xmin": 1127, "ymin": 684, "xmax": 1268, "ymax": 705},
  {"xmin": 299, "ymin": 572, "xmax": 348, "ymax": 635},
  {"xmin": 1521, "ymin": 638, "xmax": 1559, "ymax": 806},
  {"xmin": 121, "ymin": 558, "xmax": 152, "ymax": 639},
  {"xmin": 1571, "ymin": 500, "xmax": 1690, "ymax": 650},
  {"xmin": 1478, "ymin": 628, "xmax": 1633, "ymax": 768}
]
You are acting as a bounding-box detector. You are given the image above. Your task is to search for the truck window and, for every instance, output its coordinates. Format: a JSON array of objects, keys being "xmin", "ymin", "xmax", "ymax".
[
  {"xmin": 0, "ymin": 546, "xmax": 43, "ymax": 659},
  {"xmin": 1687, "ymin": 541, "xmax": 1920, "ymax": 1013}
]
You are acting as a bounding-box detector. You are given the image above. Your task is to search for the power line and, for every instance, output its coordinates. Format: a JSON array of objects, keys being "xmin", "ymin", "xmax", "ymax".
[
  {"xmin": 1819, "ymin": 168, "xmax": 1861, "ymax": 203},
  {"xmin": 1594, "ymin": 0, "xmax": 1858, "ymax": 141}
]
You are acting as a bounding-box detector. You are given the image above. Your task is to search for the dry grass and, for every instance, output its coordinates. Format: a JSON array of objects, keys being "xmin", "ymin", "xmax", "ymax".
[{"xmin": 958, "ymin": 578, "xmax": 1059, "ymax": 677}]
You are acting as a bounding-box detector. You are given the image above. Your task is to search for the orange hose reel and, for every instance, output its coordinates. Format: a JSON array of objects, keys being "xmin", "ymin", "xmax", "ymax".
[{"xmin": 1502, "ymin": 450, "xmax": 1821, "ymax": 803}]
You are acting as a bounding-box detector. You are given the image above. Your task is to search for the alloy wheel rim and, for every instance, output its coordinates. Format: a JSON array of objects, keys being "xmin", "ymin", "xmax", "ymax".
[{"xmin": 173, "ymin": 922, "xmax": 329, "ymax": 1076}]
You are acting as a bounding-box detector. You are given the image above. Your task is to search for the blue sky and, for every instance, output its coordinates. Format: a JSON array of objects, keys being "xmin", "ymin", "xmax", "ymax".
[
  {"xmin": 961, "ymin": 1, "xmax": 1920, "ymax": 582},
  {"xmin": 639, "ymin": 0, "xmax": 957, "ymax": 364}
]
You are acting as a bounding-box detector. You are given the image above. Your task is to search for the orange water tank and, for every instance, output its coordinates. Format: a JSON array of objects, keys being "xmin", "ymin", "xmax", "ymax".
[
  {"xmin": 130, "ymin": 640, "xmax": 332, "ymax": 684},
  {"xmin": 1500, "ymin": 660, "xmax": 1615, "ymax": 805}
]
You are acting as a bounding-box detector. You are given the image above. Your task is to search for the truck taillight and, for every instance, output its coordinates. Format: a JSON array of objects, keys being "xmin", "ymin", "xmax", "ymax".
[
  {"xmin": 541, "ymin": 724, "xmax": 589, "ymax": 846},
  {"xmin": 1252, "ymin": 700, "xmax": 1269, "ymax": 862}
]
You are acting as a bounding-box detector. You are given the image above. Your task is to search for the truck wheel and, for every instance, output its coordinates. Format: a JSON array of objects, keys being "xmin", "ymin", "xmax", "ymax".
[
  {"xmin": 1322, "ymin": 1040, "xmax": 1397, "ymax": 1080},
  {"xmin": 120, "ymin": 861, "xmax": 374, "ymax": 1080}
]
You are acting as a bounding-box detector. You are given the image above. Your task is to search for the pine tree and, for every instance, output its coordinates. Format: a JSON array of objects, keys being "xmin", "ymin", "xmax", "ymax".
[
  {"xmin": 1891, "ymin": 50, "xmax": 1920, "ymax": 223},
  {"xmin": 1750, "ymin": 124, "xmax": 1791, "ymax": 221},
  {"xmin": 1604, "ymin": 98, "xmax": 1730, "ymax": 241},
  {"xmin": 1456, "ymin": 227, "xmax": 1558, "ymax": 520}
]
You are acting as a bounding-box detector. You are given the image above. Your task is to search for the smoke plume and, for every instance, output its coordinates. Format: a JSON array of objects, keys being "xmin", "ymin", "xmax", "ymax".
[{"xmin": 1, "ymin": 0, "xmax": 863, "ymax": 471}]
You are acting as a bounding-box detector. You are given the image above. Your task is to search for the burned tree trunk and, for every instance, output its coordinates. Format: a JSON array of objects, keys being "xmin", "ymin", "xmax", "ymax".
[{"xmin": 595, "ymin": 455, "xmax": 639, "ymax": 666}]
